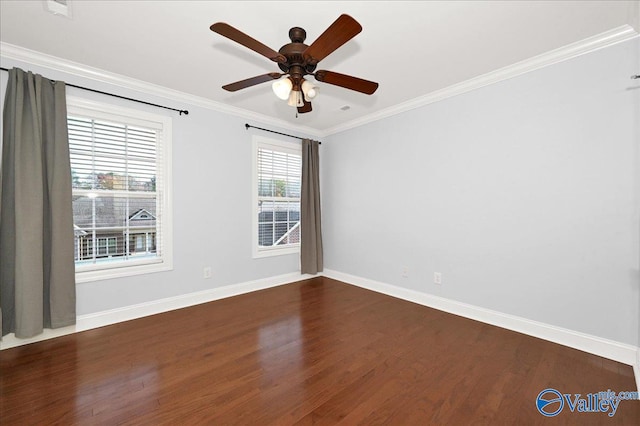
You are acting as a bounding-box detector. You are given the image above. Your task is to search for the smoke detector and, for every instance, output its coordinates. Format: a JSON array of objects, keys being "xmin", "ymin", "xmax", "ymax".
[{"xmin": 44, "ymin": 0, "xmax": 72, "ymax": 18}]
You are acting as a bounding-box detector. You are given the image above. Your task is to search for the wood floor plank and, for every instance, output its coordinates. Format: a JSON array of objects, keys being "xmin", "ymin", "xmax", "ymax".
[{"xmin": 1, "ymin": 277, "xmax": 638, "ymax": 424}]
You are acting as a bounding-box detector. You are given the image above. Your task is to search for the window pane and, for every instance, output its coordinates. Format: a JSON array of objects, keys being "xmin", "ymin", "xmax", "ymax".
[
  {"xmin": 257, "ymin": 199, "xmax": 300, "ymax": 248},
  {"xmin": 98, "ymin": 238, "xmax": 107, "ymax": 256},
  {"xmin": 70, "ymin": 114, "xmax": 162, "ymax": 269}
]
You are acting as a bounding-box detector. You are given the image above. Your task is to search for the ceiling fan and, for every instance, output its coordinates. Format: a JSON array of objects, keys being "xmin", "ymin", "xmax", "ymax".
[{"xmin": 210, "ymin": 14, "xmax": 379, "ymax": 114}]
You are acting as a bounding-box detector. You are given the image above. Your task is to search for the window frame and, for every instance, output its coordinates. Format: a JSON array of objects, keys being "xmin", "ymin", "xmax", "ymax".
[
  {"xmin": 252, "ymin": 135, "xmax": 301, "ymax": 258},
  {"xmin": 67, "ymin": 96, "xmax": 173, "ymax": 283}
]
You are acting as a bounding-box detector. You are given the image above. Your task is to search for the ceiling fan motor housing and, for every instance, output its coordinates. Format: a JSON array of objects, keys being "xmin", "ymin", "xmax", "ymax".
[{"xmin": 278, "ymin": 27, "xmax": 317, "ymax": 78}]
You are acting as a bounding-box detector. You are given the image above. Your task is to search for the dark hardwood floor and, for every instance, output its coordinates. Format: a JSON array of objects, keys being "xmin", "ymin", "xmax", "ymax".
[{"xmin": 1, "ymin": 277, "xmax": 638, "ymax": 425}]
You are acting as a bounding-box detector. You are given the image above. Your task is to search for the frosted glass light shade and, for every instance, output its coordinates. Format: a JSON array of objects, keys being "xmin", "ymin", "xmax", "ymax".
[
  {"xmin": 301, "ymin": 80, "xmax": 318, "ymax": 101},
  {"xmin": 287, "ymin": 90, "xmax": 303, "ymax": 107},
  {"xmin": 272, "ymin": 78, "xmax": 293, "ymax": 100}
]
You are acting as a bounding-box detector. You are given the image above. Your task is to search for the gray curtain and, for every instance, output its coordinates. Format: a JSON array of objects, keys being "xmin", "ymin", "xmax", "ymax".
[
  {"xmin": 300, "ymin": 138, "xmax": 323, "ymax": 274},
  {"xmin": 0, "ymin": 67, "xmax": 76, "ymax": 338}
]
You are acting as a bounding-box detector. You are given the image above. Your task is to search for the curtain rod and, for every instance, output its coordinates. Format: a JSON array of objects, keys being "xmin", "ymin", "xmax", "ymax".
[
  {"xmin": 0, "ymin": 67, "xmax": 189, "ymax": 116},
  {"xmin": 245, "ymin": 123, "xmax": 321, "ymax": 144}
]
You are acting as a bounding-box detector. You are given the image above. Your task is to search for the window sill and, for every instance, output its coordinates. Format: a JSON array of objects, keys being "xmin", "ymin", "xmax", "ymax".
[
  {"xmin": 76, "ymin": 259, "xmax": 173, "ymax": 283},
  {"xmin": 253, "ymin": 245, "xmax": 300, "ymax": 259}
]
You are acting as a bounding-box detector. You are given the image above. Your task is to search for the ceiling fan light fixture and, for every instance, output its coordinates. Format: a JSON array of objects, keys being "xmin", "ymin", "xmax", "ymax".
[
  {"xmin": 287, "ymin": 90, "xmax": 304, "ymax": 107},
  {"xmin": 272, "ymin": 78, "xmax": 292, "ymax": 100},
  {"xmin": 301, "ymin": 80, "xmax": 319, "ymax": 101}
]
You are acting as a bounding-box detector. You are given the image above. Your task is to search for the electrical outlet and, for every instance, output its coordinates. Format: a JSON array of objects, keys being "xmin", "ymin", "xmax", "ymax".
[
  {"xmin": 434, "ymin": 272, "xmax": 442, "ymax": 285},
  {"xmin": 402, "ymin": 266, "xmax": 409, "ymax": 278},
  {"xmin": 203, "ymin": 267, "xmax": 212, "ymax": 279}
]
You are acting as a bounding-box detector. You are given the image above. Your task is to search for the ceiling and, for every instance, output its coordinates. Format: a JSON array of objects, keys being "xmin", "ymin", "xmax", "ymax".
[{"xmin": 1, "ymin": 1, "xmax": 638, "ymax": 134}]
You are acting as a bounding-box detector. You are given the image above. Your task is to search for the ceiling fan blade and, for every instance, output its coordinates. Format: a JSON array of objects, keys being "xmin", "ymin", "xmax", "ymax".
[
  {"xmin": 303, "ymin": 14, "xmax": 362, "ymax": 63},
  {"xmin": 298, "ymin": 99, "xmax": 312, "ymax": 114},
  {"xmin": 211, "ymin": 22, "xmax": 287, "ymax": 63},
  {"xmin": 222, "ymin": 73, "xmax": 283, "ymax": 92},
  {"xmin": 314, "ymin": 70, "xmax": 378, "ymax": 95}
]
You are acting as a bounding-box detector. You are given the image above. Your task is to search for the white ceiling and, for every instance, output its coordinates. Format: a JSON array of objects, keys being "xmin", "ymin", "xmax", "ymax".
[{"xmin": 1, "ymin": 1, "xmax": 638, "ymax": 133}]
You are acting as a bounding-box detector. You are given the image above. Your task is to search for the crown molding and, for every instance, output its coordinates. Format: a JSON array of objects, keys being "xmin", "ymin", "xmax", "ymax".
[
  {"xmin": 321, "ymin": 25, "xmax": 639, "ymax": 137},
  {"xmin": 2, "ymin": 24, "xmax": 637, "ymax": 139},
  {"xmin": 0, "ymin": 42, "xmax": 323, "ymax": 138}
]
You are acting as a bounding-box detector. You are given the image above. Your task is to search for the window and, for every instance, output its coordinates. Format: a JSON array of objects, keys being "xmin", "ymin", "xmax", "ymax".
[
  {"xmin": 68, "ymin": 97, "xmax": 172, "ymax": 282},
  {"xmin": 97, "ymin": 237, "xmax": 117, "ymax": 256},
  {"xmin": 253, "ymin": 136, "xmax": 301, "ymax": 257}
]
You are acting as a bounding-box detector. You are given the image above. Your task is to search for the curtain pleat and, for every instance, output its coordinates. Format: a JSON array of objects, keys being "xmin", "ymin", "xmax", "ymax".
[
  {"xmin": 300, "ymin": 139, "xmax": 323, "ymax": 275},
  {"xmin": 1, "ymin": 67, "xmax": 76, "ymax": 338}
]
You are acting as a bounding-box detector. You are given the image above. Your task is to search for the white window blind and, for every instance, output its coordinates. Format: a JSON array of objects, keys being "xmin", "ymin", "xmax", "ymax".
[
  {"xmin": 67, "ymin": 98, "xmax": 172, "ymax": 281},
  {"xmin": 254, "ymin": 138, "xmax": 301, "ymax": 257}
]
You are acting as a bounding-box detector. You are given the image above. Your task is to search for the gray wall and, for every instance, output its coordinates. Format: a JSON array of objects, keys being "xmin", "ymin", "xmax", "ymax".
[
  {"xmin": 1, "ymin": 37, "xmax": 638, "ymax": 347},
  {"xmin": 321, "ymin": 38, "xmax": 640, "ymax": 346},
  {"xmin": 0, "ymin": 59, "xmax": 305, "ymax": 316}
]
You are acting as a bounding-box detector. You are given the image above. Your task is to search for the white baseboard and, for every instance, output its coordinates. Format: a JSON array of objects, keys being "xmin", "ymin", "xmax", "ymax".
[
  {"xmin": 2, "ymin": 269, "xmax": 638, "ymax": 393},
  {"xmin": 0, "ymin": 272, "xmax": 316, "ymax": 350},
  {"xmin": 322, "ymin": 269, "xmax": 640, "ymax": 390}
]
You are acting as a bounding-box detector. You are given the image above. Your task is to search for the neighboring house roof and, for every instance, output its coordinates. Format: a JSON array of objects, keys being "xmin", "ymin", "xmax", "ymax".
[
  {"xmin": 129, "ymin": 209, "xmax": 156, "ymax": 221},
  {"xmin": 288, "ymin": 225, "xmax": 300, "ymax": 244},
  {"xmin": 73, "ymin": 196, "xmax": 156, "ymax": 230}
]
